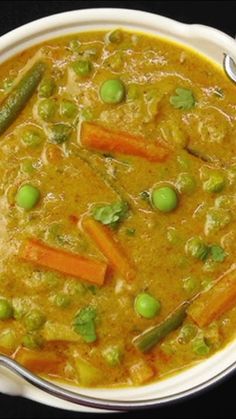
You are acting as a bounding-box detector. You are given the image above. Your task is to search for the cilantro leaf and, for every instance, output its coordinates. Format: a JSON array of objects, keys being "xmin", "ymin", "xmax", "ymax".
[
  {"xmin": 210, "ymin": 245, "xmax": 226, "ymax": 262},
  {"xmin": 73, "ymin": 306, "xmax": 97, "ymax": 343},
  {"xmin": 91, "ymin": 201, "xmax": 129, "ymax": 228},
  {"xmin": 170, "ymin": 88, "xmax": 195, "ymax": 110}
]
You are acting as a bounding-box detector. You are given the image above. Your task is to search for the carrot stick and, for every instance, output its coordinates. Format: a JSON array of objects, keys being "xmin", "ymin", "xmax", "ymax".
[
  {"xmin": 81, "ymin": 122, "xmax": 169, "ymax": 162},
  {"xmin": 15, "ymin": 348, "xmax": 64, "ymax": 374},
  {"xmin": 188, "ymin": 265, "xmax": 236, "ymax": 327},
  {"xmin": 20, "ymin": 239, "xmax": 108, "ymax": 286},
  {"xmin": 83, "ymin": 218, "xmax": 135, "ymax": 281}
]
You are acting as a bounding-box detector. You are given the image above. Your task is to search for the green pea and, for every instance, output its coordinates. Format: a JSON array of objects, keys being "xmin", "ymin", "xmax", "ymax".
[
  {"xmin": 151, "ymin": 186, "xmax": 178, "ymax": 213},
  {"xmin": 192, "ymin": 337, "xmax": 210, "ymax": 356},
  {"xmin": 60, "ymin": 100, "xmax": 77, "ymax": 118},
  {"xmin": 134, "ymin": 293, "xmax": 161, "ymax": 319},
  {"xmin": 22, "ymin": 333, "xmax": 43, "ymax": 349},
  {"xmin": 185, "ymin": 237, "xmax": 209, "ymax": 261},
  {"xmin": 176, "ymin": 173, "xmax": 196, "ymax": 194},
  {"xmin": 100, "ymin": 79, "xmax": 126, "ymax": 104},
  {"xmin": 107, "ymin": 29, "xmax": 123, "ymax": 44},
  {"xmin": 49, "ymin": 123, "xmax": 72, "ymax": 144},
  {"xmin": 72, "ymin": 60, "xmax": 93, "ymax": 77},
  {"xmin": 38, "ymin": 98, "xmax": 56, "ymax": 121},
  {"xmin": 203, "ymin": 172, "xmax": 225, "ymax": 193},
  {"xmin": 54, "ymin": 293, "xmax": 71, "ymax": 308},
  {"xmin": 205, "ymin": 208, "xmax": 231, "ymax": 235},
  {"xmin": 21, "ymin": 129, "xmax": 43, "ymax": 147},
  {"xmin": 102, "ymin": 345, "xmax": 123, "ymax": 366},
  {"xmin": 16, "ymin": 184, "xmax": 40, "ymax": 210},
  {"xmin": 0, "ymin": 299, "xmax": 13, "ymax": 320},
  {"xmin": 39, "ymin": 78, "xmax": 55, "ymax": 98},
  {"xmin": 0, "ymin": 329, "xmax": 17, "ymax": 351},
  {"xmin": 215, "ymin": 195, "xmax": 232, "ymax": 209},
  {"xmin": 182, "ymin": 276, "xmax": 199, "ymax": 294},
  {"xmin": 23, "ymin": 309, "xmax": 46, "ymax": 332},
  {"xmin": 21, "ymin": 159, "xmax": 35, "ymax": 174}
]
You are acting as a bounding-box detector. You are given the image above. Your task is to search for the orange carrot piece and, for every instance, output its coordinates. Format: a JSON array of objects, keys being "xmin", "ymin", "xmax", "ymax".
[
  {"xmin": 81, "ymin": 122, "xmax": 169, "ymax": 162},
  {"xmin": 20, "ymin": 239, "xmax": 107, "ymax": 286},
  {"xmin": 83, "ymin": 218, "xmax": 135, "ymax": 281},
  {"xmin": 15, "ymin": 348, "xmax": 64, "ymax": 374},
  {"xmin": 188, "ymin": 266, "xmax": 236, "ymax": 327}
]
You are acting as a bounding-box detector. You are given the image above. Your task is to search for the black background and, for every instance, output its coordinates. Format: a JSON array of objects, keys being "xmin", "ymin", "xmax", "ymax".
[{"xmin": 0, "ymin": 1, "xmax": 236, "ymax": 418}]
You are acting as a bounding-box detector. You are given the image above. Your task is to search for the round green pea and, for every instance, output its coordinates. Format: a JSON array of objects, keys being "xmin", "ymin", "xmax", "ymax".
[
  {"xmin": 151, "ymin": 186, "xmax": 178, "ymax": 213},
  {"xmin": 38, "ymin": 98, "xmax": 56, "ymax": 121},
  {"xmin": 0, "ymin": 299, "xmax": 13, "ymax": 320},
  {"xmin": 49, "ymin": 124, "xmax": 72, "ymax": 144},
  {"xmin": 23, "ymin": 309, "xmax": 46, "ymax": 332},
  {"xmin": 39, "ymin": 78, "xmax": 55, "ymax": 98},
  {"xmin": 72, "ymin": 60, "xmax": 92, "ymax": 77},
  {"xmin": 100, "ymin": 79, "xmax": 126, "ymax": 104},
  {"xmin": 21, "ymin": 129, "xmax": 43, "ymax": 147},
  {"xmin": 22, "ymin": 333, "xmax": 43, "ymax": 349},
  {"xmin": 134, "ymin": 293, "xmax": 161, "ymax": 319},
  {"xmin": 176, "ymin": 173, "xmax": 196, "ymax": 194},
  {"xmin": 185, "ymin": 237, "xmax": 209, "ymax": 261},
  {"xmin": 16, "ymin": 184, "xmax": 40, "ymax": 210},
  {"xmin": 203, "ymin": 172, "xmax": 225, "ymax": 193},
  {"xmin": 108, "ymin": 29, "xmax": 123, "ymax": 44},
  {"xmin": 60, "ymin": 100, "xmax": 77, "ymax": 118},
  {"xmin": 21, "ymin": 159, "xmax": 35, "ymax": 174},
  {"xmin": 54, "ymin": 293, "xmax": 71, "ymax": 308}
]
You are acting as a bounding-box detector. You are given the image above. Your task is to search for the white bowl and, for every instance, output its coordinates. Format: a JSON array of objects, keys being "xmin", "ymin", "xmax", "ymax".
[{"xmin": 1, "ymin": 8, "xmax": 236, "ymax": 413}]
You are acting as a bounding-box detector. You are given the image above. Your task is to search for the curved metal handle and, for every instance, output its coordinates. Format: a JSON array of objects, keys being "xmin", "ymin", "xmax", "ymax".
[
  {"xmin": 0, "ymin": 354, "xmax": 150, "ymax": 411},
  {"xmin": 223, "ymin": 53, "xmax": 236, "ymax": 83}
]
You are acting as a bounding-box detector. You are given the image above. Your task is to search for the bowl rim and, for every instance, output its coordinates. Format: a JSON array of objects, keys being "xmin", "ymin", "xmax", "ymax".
[{"xmin": 1, "ymin": 7, "xmax": 236, "ymax": 412}]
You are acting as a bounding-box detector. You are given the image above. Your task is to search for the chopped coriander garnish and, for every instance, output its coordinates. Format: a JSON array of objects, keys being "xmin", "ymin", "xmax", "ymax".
[
  {"xmin": 73, "ymin": 306, "xmax": 97, "ymax": 343},
  {"xmin": 170, "ymin": 88, "xmax": 195, "ymax": 110},
  {"xmin": 91, "ymin": 201, "xmax": 129, "ymax": 228},
  {"xmin": 210, "ymin": 245, "xmax": 226, "ymax": 262}
]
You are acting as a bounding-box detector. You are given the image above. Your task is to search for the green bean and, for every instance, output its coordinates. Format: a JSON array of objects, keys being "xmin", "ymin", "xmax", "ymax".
[
  {"xmin": 22, "ymin": 333, "xmax": 43, "ymax": 349},
  {"xmin": 133, "ymin": 302, "xmax": 189, "ymax": 352},
  {"xmin": 0, "ymin": 61, "xmax": 46, "ymax": 135}
]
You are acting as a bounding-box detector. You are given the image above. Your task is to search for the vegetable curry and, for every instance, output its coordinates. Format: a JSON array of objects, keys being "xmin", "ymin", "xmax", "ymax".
[{"xmin": 0, "ymin": 28, "xmax": 236, "ymax": 388}]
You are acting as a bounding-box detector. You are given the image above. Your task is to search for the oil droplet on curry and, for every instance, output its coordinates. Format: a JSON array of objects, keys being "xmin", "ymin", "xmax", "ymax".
[{"xmin": 0, "ymin": 29, "xmax": 236, "ymax": 388}]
